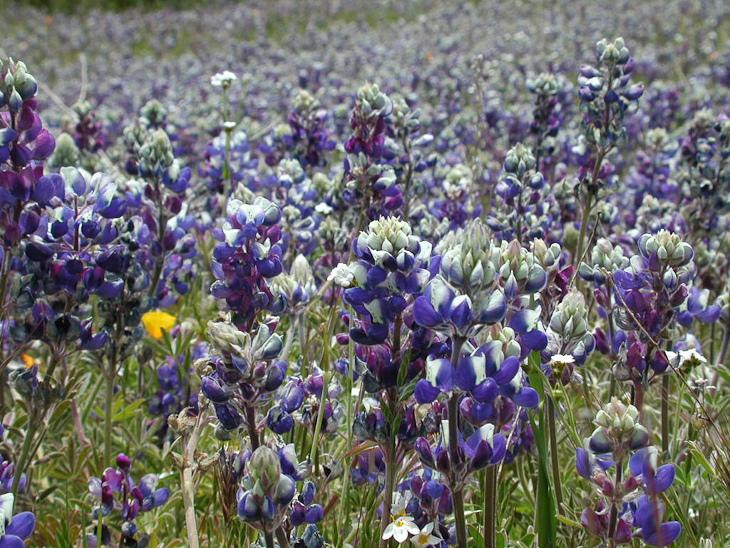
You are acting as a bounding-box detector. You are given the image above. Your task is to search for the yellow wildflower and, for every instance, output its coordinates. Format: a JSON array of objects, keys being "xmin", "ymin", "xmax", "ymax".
[{"xmin": 142, "ymin": 311, "xmax": 177, "ymax": 339}]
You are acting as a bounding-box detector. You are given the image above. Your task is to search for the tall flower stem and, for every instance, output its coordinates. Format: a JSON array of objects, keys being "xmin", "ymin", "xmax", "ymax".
[
  {"xmin": 606, "ymin": 460, "xmax": 623, "ymax": 548},
  {"xmin": 309, "ymin": 324, "xmax": 331, "ymax": 473},
  {"xmin": 546, "ymin": 395, "xmax": 563, "ymax": 512},
  {"xmin": 483, "ymin": 465, "xmax": 498, "ymax": 548},
  {"xmin": 710, "ymin": 324, "xmax": 730, "ymax": 389},
  {"xmin": 336, "ymin": 307, "xmax": 356, "ymax": 547},
  {"xmin": 245, "ymin": 404, "xmax": 260, "ymax": 450},
  {"xmin": 180, "ymin": 409, "xmax": 206, "ymax": 548},
  {"xmin": 448, "ymin": 336, "xmax": 467, "ymax": 548},
  {"xmin": 378, "ymin": 423, "xmax": 397, "ymax": 548},
  {"xmin": 572, "ymin": 146, "xmax": 606, "ymax": 274},
  {"xmin": 573, "ymin": 193, "xmax": 593, "ymax": 272},
  {"xmin": 104, "ymin": 364, "xmax": 115, "ymax": 466},
  {"xmin": 661, "ymin": 375, "xmax": 670, "ymax": 454},
  {"xmin": 10, "ymin": 419, "xmax": 37, "ymax": 499},
  {"xmin": 299, "ymin": 315, "xmax": 309, "ymax": 379}
]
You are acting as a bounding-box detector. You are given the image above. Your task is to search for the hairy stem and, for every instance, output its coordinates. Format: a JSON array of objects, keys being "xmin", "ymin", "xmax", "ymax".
[
  {"xmin": 483, "ymin": 465, "xmax": 498, "ymax": 548},
  {"xmin": 246, "ymin": 404, "xmax": 259, "ymax": 450},
  {"xmin": 10, "ymin": 418, "xmax": 37, "ymax": 499},
  {"xmin": 180, "ymin": 408, "xmax": 206, "ymax": 548},
  {"xmin": 448, "ymin": 336, "xmax": 467, "ymax": 548},
  {"xmin": 546, "ymin": 396, "xmax": 563, "ymax": 513},
  {"xmin": 104, "ymin": 369, "xmax": 115, "ymax": 466},
  {"xmin": 607, "ymin": 460, "xmax": 623, "ymax": 547},
  {"xmin": 661, "ymin": 375, "xmax": 670, "ymax": 454}
]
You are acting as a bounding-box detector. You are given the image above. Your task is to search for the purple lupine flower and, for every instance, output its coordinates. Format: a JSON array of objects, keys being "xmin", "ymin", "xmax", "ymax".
[
  {"xmin": 210, "ymin": 197, "xmax": 284, "ymax": 331},
  {"xmin": 88, "ymin": 453, "xmax": 169, "ymax": 545},
  {"xmin": 577, "ymin": 401, "xmax": 681, "ymax": 546},
  {"xmin": 0, "ymin": 494, "xmax": 35, "ymax": 548}
]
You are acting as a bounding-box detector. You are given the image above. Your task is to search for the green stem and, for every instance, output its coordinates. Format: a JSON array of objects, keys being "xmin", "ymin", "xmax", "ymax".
[
  {"xmin": 10, "ymin": 418, "xmax": 37, "ymax": 499},
  {"xmin": 483, "ymin": 465, "xmax": 498, "ymax": 548},
  {"xmin": 104, "ymin": 370, "xmax": 114, "ymax": 465},
  {"xmin": 546, "ymin": 396, "xmax": 563, "ymax": 513},
  {"xmin": 379, "ymin": 435, "xmax": 397, "ymax": 548},
  {"xmin": 246, "ymin": 405, "xmax": 259, "ymax": 450},
  {"xmin": 607, "ymin": 460, "xmax": 623, "ymax": 547},
  {"xmin": 299, "ymin": 315, "xmax": 309, "ymax": 379},
  {"xmin": 448, "ymin": 336, "xmax": 467, "ymax": 548},
  {"xmin": 336, "ymin": 307, "xmax": 356, "ymax": 547},
  {"xmin": 263, "ymin": 531, "xmax": 275, "ymax": 548},
  {"xmin": 275, "ymin": 528, "xmax": 290, "ymax": 548},
  {"xmin": 661, "ymin": 375, "xmax": 670, "ymax": 454},
  {"xmin": 572, "ymin": 193, "xmax": 593, "ymax": 272}
]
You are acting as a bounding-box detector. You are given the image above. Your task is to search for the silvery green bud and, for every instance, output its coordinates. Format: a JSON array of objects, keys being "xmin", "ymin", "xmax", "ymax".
[
  {"xmin": 250, "ymin": 446, "xmax": 281, "ymax": 492},
  {"xmin": 292, "ymin": 89, "xmax": 319, "ymax": 113},
  {"xmin": 139, "ymin": 99, "xmax": 167, "ymax": 128},
  {"xmin": 207, "ymin": 320, "xmax": 250, "ymax": 355},
  {"xmin": 356, "ymin": 82, "xmax": 393, "ymax": 119},
  {"xmin": 277, "ymin": 158, "xmax": 305, "ymax": 186},
  {"xmin": 442, "ymin": 164, "xmax": 472, "ymax": 199},
  {"xmin": 498, "ymin": 240, "xmax": 547, "ymax": 296},
  {"xmin": 579, "ymin": 238, "xmax": 629, "ymax": 284},
  {"xmin": 596, "ymin": 37, "xmax": 630, "ymax": 65},
  {"xmin": 139, "ymin": 129, "xmax": 175, "ymax": 175},
  {"xmin": 438, "ymin": 219, "xmax": 498, "ymax": 293},
  {"xmin": 590, "ymin": 397, "xmax": 649, "ymax": 454},
  {"xmin": 526, "ymin": 72, "xmax": 560, "ymax": 96},
  {"xmin": 72, "ymin": 100, "xmax": 93, "ymax": 118},
  {"xmin": 273, "ymin": 122, "xmax": 293, "ymax": 140},
  {"xmin": 504, "ymin": 143, "xmax": 536, "ymax": 177},
  {"xmin": 483, "ymin": 325, "xmax": 522, "ymax": 361},
  {"xmin": 639, "ymin": 230, "xmax": 694, "ymax": 267},
  {"xmin": 49, "ymin": 133, "xmax": 80, "ymax": 169},
  {"xmin": 312, "ymin": 172, "xmax": 333, "ymax": 196},
  {"xmin": 361, "ymin": 216, "xmax": 413, "ymax": 256},
  {"xmin": 594, "ymin": 398, "xmax": 640, "ymax": 433},
  {"xmin": 550, "ymin": 290, "xmax": 589, "ymax": 341},
  {"xmin": 250, "ymin": 323, "xmax": 283, "ymax": 361},
  {"xmin": 390, "ymin": 95, "xmax": 410, "ymax": 125},
  {"xmin": 291, "ymin": 254, "xmax": 314, "ymax": 288},
  {"xmin": 645, "ymin": 127, "xmax": 669, "ymax": 150},
  {"xmin": 531, "ymin": 239, "xmax": 562, "ymax": 270},
  {"xmin": 8, "ymin": 89, "xmax": 22, "ymax": 111}
]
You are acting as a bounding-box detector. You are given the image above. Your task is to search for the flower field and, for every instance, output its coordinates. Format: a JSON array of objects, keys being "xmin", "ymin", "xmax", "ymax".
[{"xmin": 1, "ymin": 0, "xmax": 730, "ymax": 546}]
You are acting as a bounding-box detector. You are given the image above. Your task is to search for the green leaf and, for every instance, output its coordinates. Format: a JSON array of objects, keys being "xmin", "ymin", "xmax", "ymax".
[
  {"xmin": 113, "ymin": 398, "xmax": 146, "ymax": 421},
  {"xmin": 527, "ymin": 351, "xmax": 557, "ymax": 548}
]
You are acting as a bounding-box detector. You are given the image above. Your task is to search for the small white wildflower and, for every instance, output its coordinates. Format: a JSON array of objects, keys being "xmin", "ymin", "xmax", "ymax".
[
  {"xmin": 211, "ymin": 70, "xmax": 237, "ymax": 87},
  {"xmin": 678, "ymin": 349, "xmax": 707, "ymax": 367},
  {"xmin": 382, "ymin": 515, "xmax": 419, "ymax": 543},
  {"xmin": 328, "ymin": 263, "xmax": 354, "ymax": 287},
  {"xmin": 411, "ymin": 522, "xmax": 441, "ymax": 547},
  {"xmin": 315, "ymin": 202, "xmax": 333, "ymax": 215},
  {"xmin": 390, "ymin": 491, "xmax": 412, "ymax": 518},
  {"xmin": 549, "ymin": 354, "xmax": 576, "ymax": 366}
]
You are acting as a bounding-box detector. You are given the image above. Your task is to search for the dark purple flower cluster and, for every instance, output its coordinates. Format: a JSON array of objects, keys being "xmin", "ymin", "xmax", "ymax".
[
  {"xmin": 210, "ymin": 196, "xmax": 284, "ymax": 330},
  {"xmin": 342, "ymin": 83, "xmax": 403, "ymax": 218},
  {"xmin": 236, "ymin": 444, "xmax": 319, "ymax": 536},
  {"xmin": 577, "ymin": 400, "xmax": 681, "ymax": 546},
  {"xmin": 87, "ymin": 453, "xmax": 170, "ymax": 546},
  {"xmin": 201, "ymin": 319, "xmax": 284, "ymax": 436}
]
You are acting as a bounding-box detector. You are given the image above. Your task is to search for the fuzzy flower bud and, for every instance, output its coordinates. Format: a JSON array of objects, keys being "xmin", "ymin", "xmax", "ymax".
[{"xmin": 638, "ymin": 230, "xmax": 694, "ymax": 268}]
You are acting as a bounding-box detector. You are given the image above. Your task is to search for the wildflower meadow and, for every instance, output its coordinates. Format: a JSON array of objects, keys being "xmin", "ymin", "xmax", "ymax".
[{"xmin": 1, "ymin": 0, "xmax": 730, "ymax": 546}]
